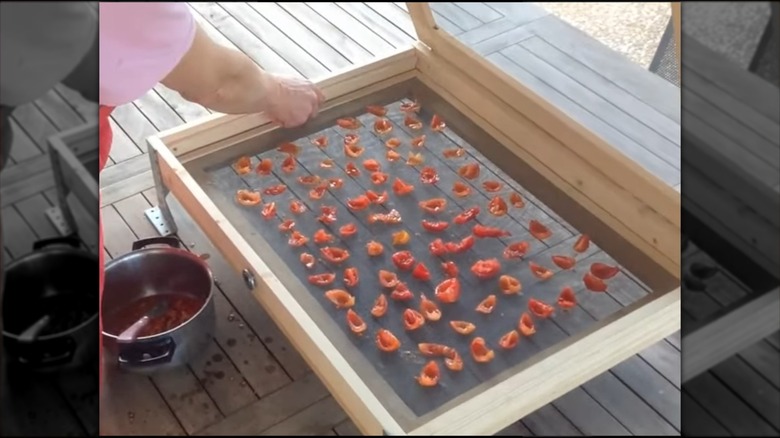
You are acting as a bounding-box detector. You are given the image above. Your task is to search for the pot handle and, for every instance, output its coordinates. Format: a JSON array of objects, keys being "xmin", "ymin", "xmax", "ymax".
[
  {"xmin": 132, "ymin": 237, "xmax": 181, "ymax": 251},
  {"xmin": 14, "ymin": 336, "xmax": 77, "ymax": 368},
  {"xmin": 117, "ymin": 336, "xmax": 177, "ymax": 369},
  {"xmin": 32, "ymin": 236, "xmax": 82, "ymax": 251}
]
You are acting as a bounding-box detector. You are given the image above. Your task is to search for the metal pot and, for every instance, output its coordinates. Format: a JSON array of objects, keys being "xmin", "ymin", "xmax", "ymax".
[
  {"xmin": 101, "ymin": 237, "xmax": 215, "ymax": 374},
  {"xmin": 2, "ymin": 236, "xmax": 99, "ymax": 374}
]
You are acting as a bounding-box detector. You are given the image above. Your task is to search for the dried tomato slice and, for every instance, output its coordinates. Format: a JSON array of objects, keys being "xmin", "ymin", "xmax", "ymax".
[
  {"xmin": 366, "ymin": 240, "xmax": 385, "ymax": 257},
  {"xmin": 281, "ymin": 155, "xmax": 296, "ymax": 173},
  {"xmin": 234, "ymin": 156, "xmax": 252, "ymax": 174},
  {"xmin": 327, "ymin": 178, "xmax": 344, "ymax": 189},
  {"xmin": 236, "ymin": 189, "xmax": 262, "ymax": 207},
  {"xmin": 403, "ymin": 308, "xmax": 426, "ymax": 331},
  {"xmin": 263, "ymin": 184, "xmax": 287, "ymax": 196},
  {"xmin": 309, "ymin": 184, "xmax": 328, "ymax": 201},
  {"xmin": 590, "ymin": 262, "xmax": 620, "ymax": 280},
  {"xmin": 482, "ymin": 180, "xmax": 502, "ymax": 192},
  {"xmin": 452, "ymin": 181, "xmax": 472, "ymax": 198},
  {"xmin": 392, "ymin": 230, "xmax": 411, "ymax": 246},
  {"xmin": 450, "ymin": 320, "xmax": 476, "ymax": 335},
  {"xmin": 518, "ymin": 312, "xmax": 536, "ymax": 336},
  {"xmin": 378, "ymin": 270, "xmax": 399, "ymax": 288},
  {"xmin": 470, "ymin": 337, "xmax": 494, "ymax": 363},
  {"xmin": 417, "ymin": 360, "xmax": 440, "ymax": 387},
  {"xmin": 528, "ymin": 298, "xmax": 554, "ymax": 318},
  {"xmin": 346, "ymin": 309, "xmax": 367, "ymax": 335},
  {"xmin": 452, "ymin": 235, "xmax": 476, "ymax": 254},
  {"xmin": 444, "ymin": 350, "xmax": 463, "ymax": 371},
  {"xmin": 552, "ymin": 255, "xmax": 576, "ymax": 270},
  {"xmin": 509, "ymin": 192, "xmax": 525, "ymax": 208},
  {"xmin": 392, "ymin": 250, "xmax": 415, "ymax": 271},
  {"xmin": 308, "ymin": 273, "xmax": 336, "ymax": 287},
  {"xmin": 344, "ymin": 134, "xmax": 359, "ymax": 146},
  {"xmin": 411, "ymin": 135, "xmax": 426, "ymax": 148},
  {"xmin": 419, "ymin": 167, "xmax": 439, "ymax": 184},
  {"xmin": 428, "ymin": 238, "xmax": 448, "ymax": 257},
  {"xmin": 473, "ymin": 224, "xmax": 510, "ymax": 238},
  {"xmin": 443, "ymin": 147, "xmax": 465, "ymax": 159},
  {"xmin": 299, "ymin": 252, "xmax": 315, "ymax": 269},
  {"xmin": 418, "ymin": 343, "xmax": 452, "ymax": 357},
  {"xmin": 339, "ymin": 223, "xmax": 357, "ymax": 238},
  {"xmin": 471, "ymin": 259, "xmax": 501, "ymax": 280},
  {"xmin": 256, "ymin": 158, "xmax": 273, "ymax": 175},
  {"xmin": 529, "ymin": 220, "xmax": 552, "ymax": 240},
  {"xmin": 406, "ymin": 152, "xmax": 424, "ymax": 166},
  {"xmin": 573, "ymin": 234, "xmax": 590, "ymax": 253},
  {"xmin": 313, "ymin": 229, "xmax": 335, "ymax": 245},
  {"xmin": 503, "ymin": 241, "xmax": 530, "ymax": 259},
  {"xmin": 419, "ymin": 198, "xmax": 447, "ymax": 214},
  {"xmin": 386, "ymin": 149, "xmax": 402, "ymax": 162},
  {"xmin": 363, "ymin": 159, "xmax": 381, "ymax": 172},
  {"xmin": 435, "ymin": 278, "xmax": 460, "ymax": 303},
  {"xmin": 278, "ymin": 219, "xmax": 295, "ymax": 233},
  {"xmin": 419, "ymin": 294, "xmax": 441, "ymax": 321},
  {"xmin": 320, "ymin": 159, "xmax": 335, "ymax": 169},
  {"xmin": 374, "ymin": 118, "xmax": 393, "ymax": 135},
  {"xmin": 558, "ymin": 286, "xmax": 577, "ymax": 310},
  {"xmin": 385, "ymin": 138, "xmax": 401, "ymax": 149},
  {"xmin": 320, "ymin": 246, "xmax": 350, "ymax": 264},
  {"xmin": 318, "ymin": 205, "xmax": 338, "ymax": 224},
  {"xmin": 453, "ymin": 206, "xmax": 480, "ymax": 224},
  {"xmin": 392, "ymin": 177, "xmax": 415, "ymax": 195},
  {"xmin": 297, "ymin": 175, "xmax": 321, "ymax": 186},
  {"xmin": 371, "ymin": 294, "xmax": 388, "ymax": 318},
  {"xmin": 475, "ymin": 294, "xmax": 497, "ymax": 314},
  {"xmin": 441, "ymin": 261, "xmax": 458, "ymax": 278},
  {"xmin": 347, "ymin": 194, "xmax": 371, "ymax": 211},
  {"xmin": 366, "ymin": 105, "xmax": 387, "ymax": 117},
  {"xmin": 412, "ymin": 263, "xmax": 431, "ymax": 281},
  {"xmin": 390, "ymin": 283, "xmax": 414, "ymax": 301},
  {"xmin": 287, "ymin": 200, "xmax": 305, "ymax": 215},
  {"xmin": 368, "ymin": 209, "xmax": 403, "ymax": 225},
  {"xmin": 404, "ymin": 115, "xmax": 423, "ymax": 130},
  {"xmin": 290, "ymin": 230, "xmax": 309, "ymax": 246},
  {"xmin": 336, "ymin": 117, "xmax": 361, "ymax": 130},
  {"xmin": 344, "ymin": 143, "xmax": 365, "ymax": 158},
  {"xmin": 345, "ymin": 162, "xmax": 360, "ymax": 177},
  {"xmin": 277, "ymin": 142, "xmax": 300, "ymax": 156},
  {"xmin": 365, "ymin": 190, "xmax": 388, "ymax": 205},
  {"xmin": 488, "ymin": 196, "xmax": 508, "ymax": 216},
  {"xmin": 529, "ymin": 262, "xmax": 553, "ymax": 280},
  {"xmin": 325, "ymin": 289, "xmax": 356, "ymax": 309},
  {"xmin": 458, "ymin": 163, "xmax": 480, "ymax": 180},
  {"xmin": 261, "ymin": 202, "xmax": 277, "ymax": 220},
  {"xmin": 583, "ymin": 272, "xmax": 608, "ymax": 292},
  {"xmin": 400, "ymin": 101, "xmax": 420, "ymax": 113},
  {"xmin": 499, "ymin": 275, "xmax": 522, "ymax": 295},
  {"xmin": 371, "ymin": 172, "xmax": 389, "ymax": 185},
  {"xmin": 376, "ymin": 328, "xmax": 401, "ymax": 352},
  {"xmin": 499, "ymin": 330, "xmax": 520, "ymax": 350},
  {"xmin": 430, "ymin": 114, "xmax": 446, "ymax": 132},
  {"xmin": 311, "ymin": 136, "xmax": 328, "ymax": 148},
  {"xmin": 344, "ymin": 267, "xmax": 359, "ymax": 288},
  {"xmin": 421, "ymin": 220, "xmax": 449, "ymax": 233}
]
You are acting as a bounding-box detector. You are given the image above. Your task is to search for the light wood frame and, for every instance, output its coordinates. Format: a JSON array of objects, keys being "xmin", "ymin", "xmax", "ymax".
[{"xmin": 145, "ymin": 4, "xmax": 681, "ymax": 435}]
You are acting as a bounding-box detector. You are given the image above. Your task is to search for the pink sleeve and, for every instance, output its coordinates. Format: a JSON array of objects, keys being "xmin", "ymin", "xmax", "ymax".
[{"xmin": 99, "ymin": 2, "xmax": 197, "ymax": 106}]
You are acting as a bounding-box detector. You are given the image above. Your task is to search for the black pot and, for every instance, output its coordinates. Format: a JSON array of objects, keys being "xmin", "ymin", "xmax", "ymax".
[
  {"xmin": 101, "ymin": 237, "xmax": 215, "ymax": 374},
  {"xmin": 2, "ymin": 236, "xmax": 99, "ymax": 374}
]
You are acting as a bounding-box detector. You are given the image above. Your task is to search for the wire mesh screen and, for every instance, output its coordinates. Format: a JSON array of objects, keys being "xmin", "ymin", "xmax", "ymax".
[{"xmin": 648, "ymin": 17, "xmax": 680, "ymax": 88}]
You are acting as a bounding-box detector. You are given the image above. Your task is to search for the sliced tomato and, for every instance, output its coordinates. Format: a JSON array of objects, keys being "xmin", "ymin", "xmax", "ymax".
[
  {"xmin": 558, "ymin": 286, "xmax": 577, "ymax": 310},
  {"xmin": 499, "ymin": 275, "xmax": 522, "ymax": 295},
  {"xmin": 299, "ymin": 252, "xmax": 315, "ymax": 269},
  {"xmin": 420, "ymin": 167, "xmax": 439, "ymax": 184},
  {"xmin": 320, "ymin": 246, "xmax": 350, "ymax": 264},
  {"xmin": 378, "ymin": 270, "xmax": 399, "ymax": 288},
  {"xmin": 528, "ymin": 298, "xmax": 554, "ymax": 318},
  {"xmin": 376, "ymin": 328, "xmax": 401, "ymax": 352},
  {"xmin": 297, "ymin": 174, "xmax": 321, "ymax": 186},
  {"xmin": 277, "ymin": 142, "xmax": 300, "ymax": 156},
  {"xmin": 344, "ymin": 267, "xmax": 359, "ymax": 288},
  {"xmin": 418, "ymin": 343, "xmax": 452, "ymax": 357},
  {"xmin": 419, "ymin": 198, "xmax": 447, "ymax": 214},
  {"xmin": 374, "ymin": 118, "xmax": 393, "ymax": 135},
  {"xmin": 406, "ymin": 152, "xmax": 424, "ymax": 166},
  {"xmin": 392, "ymin": 177, "xmax": 415, "ymax": 195},
  {"xmin": 368, "ymin": 209, "xmax": 403, "ymax": 225},
  {"xmin": 443, "ymin": 147, "xmax": 465, "ymax": 159},
  {"xmin": 403, "ymin": 308, "xmax": 426, "ymax": 331},
  {"xmin": 236, "ymin": 189, "xmax": 262, "ymax": 207},
  {"xmin": 336, "ymin": 117, "xmax": 361, "ymax": 130},
  {"xmin": 347, "ymin": 194, "xmax": 371, "ymax": 211},
  {"xmin": 320, "ymin": 159, "xmax": 335, "ymax": 169},
  {"xmin": 281, "ymin": 155, "xmax": 296, "ymax": 173},
  {"xmin": 471, "ymin": 259, "xmax": 501, "ymax": 280},
  {"xmin": 482, "ymin": 180, "xmax": 502, "ymax": 192},
  {"xmin": 366, "ymin": 240, "xmax": 385, "ymax": 257},
  {"xmin": 450, "ymin": 320, "xmax": 476, "ymax": 335},
  {"xmin": 412, "ymin": 262, "xmax": 431, "ymax": 281},
  {"xmin": 263, "ymin": 184, "xmax": 287, "ymax": 196},
  {"xmin": 441, "ymin": 261, "xmax": 459, "ymax": 278},
  {"xmin": 573, "ymin": 234, "xmax": 590, "ymax": 253},
  {"xmin": 371, "ymin": 171, "xmax": 389, "ymax": 185},
  {"xmin": 311, "ymin": 136, "xmax": 328, "ymax": 148},
  {"xmin": 279, "ymin": 217, "xmax": 297, "ymax": 233},
  {"xmin": 473, "ymin": 224, "xmax": 510, "ymax": 238},
  {"xmin": 470, "ymin": 337, "xmax": 494, "ymax": 363},
  {"xmin": 428, "ymin": 238, "xmax": 448, "ymax": 257},
  {"xmin": 390, "ymin": 283, "xmax": 414, "ymax": 301},
  {"xmin": 583, "ymin": 272, "xmax": 608, "ymax": 292},
  {"xmin": 503, "ymin": 241, "xmax": 530, "ymax": 259},
  {"xmin": 458, "ymin": 163, "xmax": 480, "ymax": 180},
  {"xmin": 419, "ymin": 294, "xmax": 441, "ymax": 321},
  {"xmin": 411, "ymin": 135, "xmax": 426, "ymax": 148},
  {"xmin": 309, "ymin": 184, "xmax": 328, "ymax": 201},
  {"xmin": 475, "ymin": 294, "xmax": 497, "ymax": 314},
  {"xmin": 392, "ymin": 250, "xmax": 415, "ymax": 271},
  {"xmin": 529, "ymin": 220, "xmax": 552, "ymax": 240},
  {"xmin": 509, "ymin": 192, "xmax": 525, "ymax": 208},
  {"xmin": 327, "ymin": 178, "xmax": 344, "ymax": 189},
  {"xmin": 416, "ymin": 360, "xmax": 440, "ymax": 387},
  {"xmin": 452, "ymin": 181, "xmax": 472, "ymax": 198},
  {"xmin": 344, "ymin": 134, "xmax": 359, "ymax": 146},
  {"xmin": 386, "ymin": 149, "xmax": 402, "ymax": 162},
  {"xmin": 435, "ymin": 278, "xmax": 461, "ymax": 303},
  {"xmin": 345, "ymin": 162, "xmax": 361, "ymax": 177},
  {"xmin": 346, "ymin": 309, "xmax": 367, "ymax": 335},
  {"xmin": 421, "ymin": 220, "xmax": 449, "ymax": 233},
  {"xmin": 256, "ymin": 158, "xmax": 273, "ymax": 175},
  {"xmin": 529, "ymin": 262, "xmax": 554, "ymax": 280},
  {"xmin": 366, "ymin": 105, "xmax": 387, "ymax": 117},
  {"xmin": 453, "ymin": 206, "xmax": 480, "ymax": 224},
  {"xmin": 446, "ymin": 235, "xmax": 475, "ymax": 254},
  {"xmin": 552, "ymin": 255, "xmax": 576, "ymax": 270},
  {"xmin": 392, "ymin": 230, "xmax": 411, "ymax": 246},
  {"xmin": 590, "ymin": 262, "xmax": 620, "ymax": 280},
  {"xmin": 313, "ymin": 229, "xmax": 335, "ymax": 245},
  {"xmin": 371, "ymin": 294, "xmax": 388, "ymax": 318},
  {"xmin": 363, "ymin": 159, "xmax": 381, "ymax": 172},
  {"xmin": 308, "ymin": 273, "xmax": 336, "ymax": 287},
  {"xmin": 518, "ymin": 312, "xmax": 536, "ymax": 336},
  {"xmin": 339, "ymin": 223, "xmax": 357, "ymax": 238},
  {"xmin": 318, "ymin": 205, "xmax": 338, "ymax": 225},
  {"xmin": 365, "ymin": 190, "xmax": 388, "ymax": 204},
  {"xmin": 261, "ymin": 202, "xmax": 277, "ymax": 220},
  {"xmin": 499, "ymin": 330, "xmax": 520, "ymax": 350},
  {"xmin": 385, "ymin": 138, "xmax": 401, "ymax": 149},
  {"xmin": 404, "ymin": 115, "xmax": 423, "ymax": 130},
  {"xmin": 445, "ymin": 350, "xmax": 464, "ymax": 371},
  {"xmin": 430, "ymin": 114, "xmax": 446, "ymax": 132},
  {"xmin": 234, "ymin": 156, "xmax": 252, "ymax": 174},
  {"xmin": 488, "ymin": 196, "xmax": 508, "ymax": 216},
  {"xmin": 324, "ymin": 289, "xmax": 355, "ymax": 309},
  {"xmin": 400, "ymin": 101, "xmax": 420, "ymax": 113}
]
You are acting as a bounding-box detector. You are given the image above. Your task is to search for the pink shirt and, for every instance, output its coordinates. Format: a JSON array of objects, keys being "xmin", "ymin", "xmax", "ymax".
[{"xmin": 99, "ymin": 2, "xmax": 197, "ymax": 107}]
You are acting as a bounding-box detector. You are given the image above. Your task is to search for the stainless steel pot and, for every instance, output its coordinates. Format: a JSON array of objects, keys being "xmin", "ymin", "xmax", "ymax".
[{"xmin": 101, "ymin": 237, "xmax": 215, "ymax": 374}]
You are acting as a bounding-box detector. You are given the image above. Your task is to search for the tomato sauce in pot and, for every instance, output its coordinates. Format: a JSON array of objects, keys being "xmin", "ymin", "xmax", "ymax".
[{"xmin": 104, "ymin": 294, "xmax": 204, "ymax": 338}]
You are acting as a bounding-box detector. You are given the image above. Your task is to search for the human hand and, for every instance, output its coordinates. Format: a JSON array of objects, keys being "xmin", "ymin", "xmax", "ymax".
[{"xmin": 263, "ymin": 73, "xmax": 325, "ymax": 128}]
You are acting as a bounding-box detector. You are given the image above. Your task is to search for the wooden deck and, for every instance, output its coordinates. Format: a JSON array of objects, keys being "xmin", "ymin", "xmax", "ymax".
[{"xmin": 0, "ymin": 2, "xmax": 692, "ymax": 435}]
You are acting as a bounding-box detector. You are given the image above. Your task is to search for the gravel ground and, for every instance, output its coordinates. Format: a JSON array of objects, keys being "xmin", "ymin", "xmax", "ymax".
[{"xmin": 534, "ymin": 2, "xmax": 671, "ymax": 68}]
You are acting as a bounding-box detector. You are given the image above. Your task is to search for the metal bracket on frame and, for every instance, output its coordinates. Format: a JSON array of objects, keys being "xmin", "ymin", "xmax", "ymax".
[
  {"xmin": 45, "ymin": 147, "xmax": 78, "ymax": 237},
  {"xmin": 145, "ymin": 145, "xmax": 179, "ymax": 237}
]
